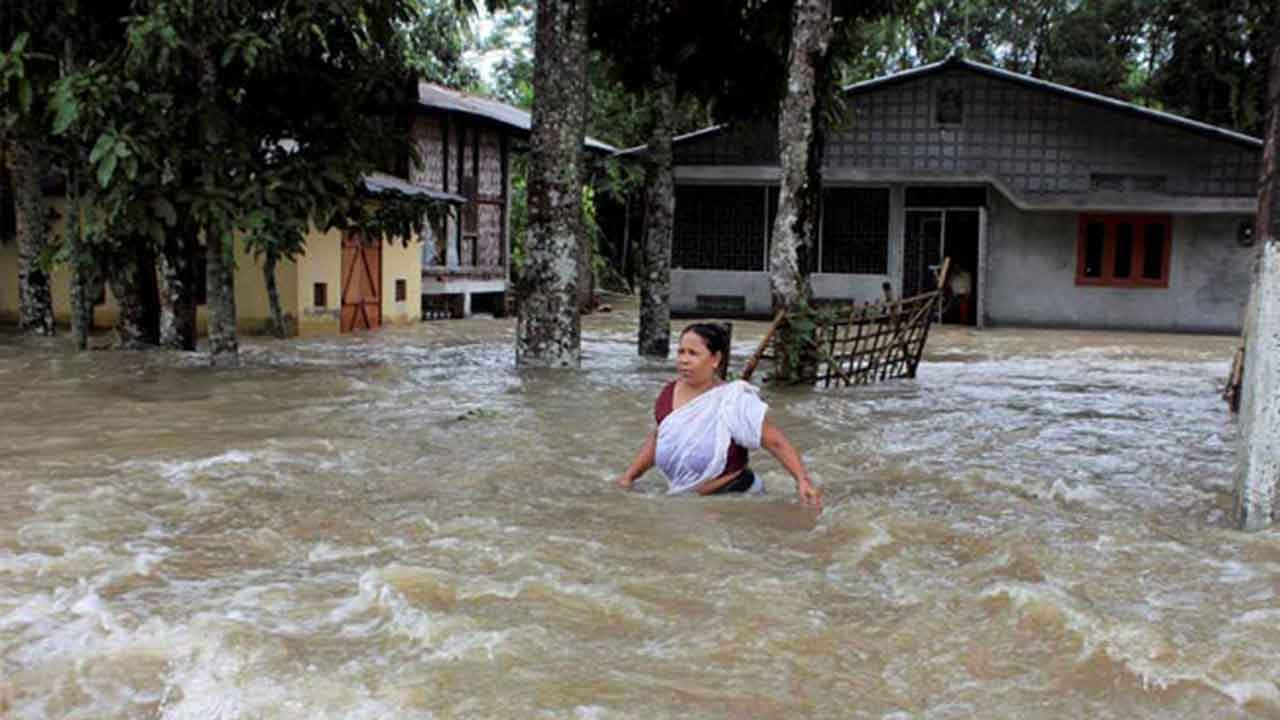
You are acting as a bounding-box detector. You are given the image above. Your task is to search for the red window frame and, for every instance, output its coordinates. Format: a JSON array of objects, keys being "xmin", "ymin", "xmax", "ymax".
[{"xmin": 1075, "ymin": 214, "xmax": 1172, "ymax": 288}]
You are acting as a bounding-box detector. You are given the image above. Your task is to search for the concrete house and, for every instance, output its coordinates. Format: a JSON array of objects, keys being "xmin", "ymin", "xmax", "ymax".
[{"xmin": 664, "ymin": 57, "xmax": 1262, "ymax": 333}]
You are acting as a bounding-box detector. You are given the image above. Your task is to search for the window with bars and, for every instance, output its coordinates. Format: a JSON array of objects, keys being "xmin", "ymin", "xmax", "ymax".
[
  {"xmin": 820, "ymin": 188, "xmax": 890, "ymax": 274},
  {"xmin": 673, "ymin": 186, "xmax": 769, "ymax": 271},
  {"xmin": 1076, "ymin": 214, "xmax": 1171, "ymax": 288}
]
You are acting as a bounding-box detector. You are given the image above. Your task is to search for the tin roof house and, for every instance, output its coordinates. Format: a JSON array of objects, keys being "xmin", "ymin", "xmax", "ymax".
[{"xmin": 655, "ymin": 57, "xmax": 1262, "ymax": 333}]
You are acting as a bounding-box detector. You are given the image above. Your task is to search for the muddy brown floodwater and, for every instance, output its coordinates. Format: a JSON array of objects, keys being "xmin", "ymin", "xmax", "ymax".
[{"xmin": 1, "ymin": 302, "xmax": 1276, "ymax": 719}]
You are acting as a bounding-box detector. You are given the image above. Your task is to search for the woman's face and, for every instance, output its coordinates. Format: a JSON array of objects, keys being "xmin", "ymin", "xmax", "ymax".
[{"xmin": 676, "ymin": 331, "xmax": 720, "ymax": 385}]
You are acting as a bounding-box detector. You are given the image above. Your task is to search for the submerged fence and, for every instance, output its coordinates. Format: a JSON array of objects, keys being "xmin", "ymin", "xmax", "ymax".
[{"xmin": 742, "ymin": 258, "xmax": 951, "ymax": 387}]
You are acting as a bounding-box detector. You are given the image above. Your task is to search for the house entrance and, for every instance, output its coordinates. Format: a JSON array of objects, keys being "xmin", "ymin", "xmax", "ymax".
[
  {"xmin": 341, "ymin": 232, "xmax": 382, "ymax": 332},
  {"xmin": 903, "ymin": 194, "xmax": 984, "ymax": 326}
]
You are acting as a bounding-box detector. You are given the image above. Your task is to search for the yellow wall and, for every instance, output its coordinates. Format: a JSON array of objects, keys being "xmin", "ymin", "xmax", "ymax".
[
  {"xmin": 382, "ymin": 238, "xmax": 423, "ymax": 327},
  {"xmin": 294, "ymin": 227, "xmax": 343, "ymax": 336},
  {"xmin": 224, "ymin": 237, "xmax": 300, "ymax": 336},
  {"xmin": 293, "ymin": 228, "xmax": 424, "ymax": 335},
  {"xmin": 0, "ymin": 199, "xmax": 122, "ymax": 330},
  {"xmin": 0, "ymin": 212, "xmax": 420, "ymax": 338}
]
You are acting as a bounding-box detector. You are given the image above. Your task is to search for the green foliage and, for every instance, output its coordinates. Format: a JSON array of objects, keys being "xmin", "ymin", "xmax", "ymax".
[
  {"xmin": 403, "ymin": 0, "xmax": 484, "ymax": 91},
  {"xmin": 19, "ymin": 0, "xmax": 457, "ymax": 280},
  {"xmin": 839, "ymin": 0, "xmax": 1274, "ymax": 135},
  {"xmin": 768, "ymin": 301, "xmax": 854, "ymax": 384}
]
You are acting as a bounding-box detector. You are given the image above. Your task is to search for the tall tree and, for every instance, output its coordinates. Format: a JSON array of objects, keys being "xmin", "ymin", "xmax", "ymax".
[
  {"xmin": 1234, "ymin": 47, "xmax": 1280, "ymax": 530},
  {"xmin": 50, "ymin": 1, "xmax": 440, "ymax": 365},
  {"xmin": 770, "ymin": 0, "xmax": 833, "ymax": 318},
  {"xmin": 3, "ymin": 138, "xmax": 54, "ymax": 336},
  {"xmin": 0, "ymin": 23, "xmax": 56, "ymax": 336},
  {"xmin": 637, "ymin": 67, "xmax": 676, "ymax": 357},
  {"xmin": 515, "ymin": 0, "xmax": 590, "ymax": 368}
]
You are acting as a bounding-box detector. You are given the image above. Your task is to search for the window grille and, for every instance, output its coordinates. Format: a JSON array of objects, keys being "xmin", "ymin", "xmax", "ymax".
[
  {"xmin": 673, "ymin": 186, "xmax": 767, "ymax": 271},
  {"xmin": 821, "ymin": 188, "xmax": 890, "ymax": 274},
  {"xmin": 1075, "ymin": 214, "xmax": 1171, "ymax": 287}
]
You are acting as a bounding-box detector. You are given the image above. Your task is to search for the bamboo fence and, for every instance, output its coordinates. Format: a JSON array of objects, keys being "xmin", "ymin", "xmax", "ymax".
[{"xmin": 741, "ymin": 258, "xmax": 951, "ymax": 387}]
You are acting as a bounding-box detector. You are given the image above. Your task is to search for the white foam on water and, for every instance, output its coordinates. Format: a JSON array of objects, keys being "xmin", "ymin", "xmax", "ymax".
[
  {"xmin": 1212, "ymin": 679, "xmax": 1280, "ymax": 707},
  {"xmin": 1044, "ymin": 478, "xmax": 1108, "ymax": 506},
  {"xmin": 1231, "ymin": 608, "xmax": 1280, "ymax": 625},
  {"xmin": 983, "ymin": 580, "xmax": 1194, "ymax": 692},
  {"xmin": 308, "ymin": 542, "xmax": 380, "ymax": 563},
  {"xmin": 155, "ymin": 620, "xmax": 437, "ymax": 720}
]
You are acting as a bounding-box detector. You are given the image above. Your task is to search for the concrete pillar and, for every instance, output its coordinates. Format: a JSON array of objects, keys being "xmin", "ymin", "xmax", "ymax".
[{"xmin": 1234, "ymin": 47, "xmax": 1280, "ymax": 531}]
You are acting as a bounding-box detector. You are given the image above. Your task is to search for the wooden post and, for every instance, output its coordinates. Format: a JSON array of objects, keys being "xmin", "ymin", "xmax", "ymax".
[{"xmin": 741, "ymin": 309, "xmax": 786, "ymax": 382}]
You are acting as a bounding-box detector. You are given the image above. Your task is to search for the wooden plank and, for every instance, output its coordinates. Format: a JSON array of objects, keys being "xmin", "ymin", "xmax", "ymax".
[{"xmin": 740, "ymin": 309, "xmax": 786, "ymax": 382}]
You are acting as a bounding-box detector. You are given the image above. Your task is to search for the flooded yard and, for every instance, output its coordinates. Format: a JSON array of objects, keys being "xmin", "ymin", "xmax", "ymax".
[{"xmin": 1, "ymin": 305, "xmax": 1275, "ymax": 719}]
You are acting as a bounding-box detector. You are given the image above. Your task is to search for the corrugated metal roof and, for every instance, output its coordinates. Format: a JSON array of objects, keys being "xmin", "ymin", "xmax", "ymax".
[
  {"xmin": 842, "ymin": 57, "xmax": 1263, "ymax": 149},
  {"xmin": 615, "ymin": 125, "xmax": 729, "ymax": 157},
  {"xmin": 362, "ymin": 173, "xmax": 466, "ymax": 203},
  {"xmin": 417, "ymin": 83, "xmax": 617, "ymax": 154}
]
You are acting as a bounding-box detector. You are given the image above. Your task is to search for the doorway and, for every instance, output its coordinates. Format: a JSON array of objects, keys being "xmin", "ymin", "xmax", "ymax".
[
  {"xmin": 341, "ymin": 232, "xmax": 382, "ymax": 332},
  {"xmin": 902, "ymin": 208, "xmax": 981, "ymax": 326}
]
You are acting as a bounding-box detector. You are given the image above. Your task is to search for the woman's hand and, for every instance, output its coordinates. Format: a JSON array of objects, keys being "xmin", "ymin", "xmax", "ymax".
[
  {"xmin": 616, "ymin": 474, "xmax": 636, "ymax": 490},
  {"xmin": 796, "ymin": 476, "xmax": 823, "ymax": 508}
]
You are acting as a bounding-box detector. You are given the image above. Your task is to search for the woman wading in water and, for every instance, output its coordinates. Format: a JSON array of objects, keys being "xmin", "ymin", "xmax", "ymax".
[{"xmin": 617, "ymin": 323, "xmax": 823, "ymax": 507}]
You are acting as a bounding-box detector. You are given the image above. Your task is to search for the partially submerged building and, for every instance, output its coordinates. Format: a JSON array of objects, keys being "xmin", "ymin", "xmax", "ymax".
[
  {"xmin": 656, "ymin": 57, "xmax": 1261, "ymax": 333},
  {"xmin": 0, "ymin": 83, "xmax": 615, "ymax": 335},
  {"xmin": 410, "ymin": 83, "xmax": 614, "ymax": 318}
]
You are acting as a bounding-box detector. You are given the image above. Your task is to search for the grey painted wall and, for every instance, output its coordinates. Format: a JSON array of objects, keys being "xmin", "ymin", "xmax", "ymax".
[
  {"xmin": 677, "ymin": 68, "xmax": 1258, "ymax": 205},
  {"xmin": 984, "ymin": 192, "xmax": 1254, "ymax": 333}
]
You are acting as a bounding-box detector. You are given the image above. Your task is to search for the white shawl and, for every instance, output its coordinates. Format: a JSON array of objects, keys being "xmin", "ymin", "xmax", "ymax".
[{"xmin": 655, "ymin": 380, "xmax": 768, "ymax": 495}]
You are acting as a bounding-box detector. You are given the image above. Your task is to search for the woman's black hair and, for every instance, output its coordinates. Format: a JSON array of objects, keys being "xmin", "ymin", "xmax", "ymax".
[{"xmin": 680, "ymin": 322, "xmax": 730, "ymax": 358}]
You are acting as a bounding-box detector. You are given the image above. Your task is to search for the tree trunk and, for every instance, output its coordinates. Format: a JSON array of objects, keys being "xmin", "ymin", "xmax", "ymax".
[
  {"xmin": 1234, "ymin": 47, "xmax": 1280, "ymax": 531},
  {"xmin": 7, "ymin": 140, "xmax": 54, "ymax": 336},
  {"xmin": 263, "ymin": 251, "xmax": 287, "ymax": 339},
  {"xmin": 638, "ymin": 67, "xmax": 676, "ymax": 357},
  {"xmin": 769, "ymin": 0, "xmax": 833, "ymax": 379},
  {"xmin": 205, "ymin": 229, "xmax": 239, "ymax": 368},
  {"xmin": 111, "ymin": 240, "xmax": 161, "ymax": 348},
  {"xmin": 158, "ymin": 223, "xmax": 199, "ymax": 350},
  {"xmin": 515, "ymin": 0, "xmax": 590, "ymax": 368},
  {"xmin": 65, "ymin": 165, "xmax": 93, "ymax": 350},
  {"xmin": 69, "ymin": 257, "xmax": 94, "ymax": 350}
]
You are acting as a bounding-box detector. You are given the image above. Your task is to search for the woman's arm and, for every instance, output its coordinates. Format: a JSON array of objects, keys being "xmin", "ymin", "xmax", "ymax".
[
  {"xmin": 617, "ymin": 428, "xmax": 657, "ymax": 489},
  {"xmin": 761, "ymin": 418, "xmax": 823, "ymax": 508}
]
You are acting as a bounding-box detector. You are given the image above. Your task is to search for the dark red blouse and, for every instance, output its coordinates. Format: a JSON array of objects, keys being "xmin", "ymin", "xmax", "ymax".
[{"xmin": 654, "ymin": 381, "xmax": 748, "ymax": 476}]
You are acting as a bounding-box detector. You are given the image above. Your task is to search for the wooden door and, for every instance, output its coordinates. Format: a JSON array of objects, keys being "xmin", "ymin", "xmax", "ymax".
[{"xmin": 341, "ymin": 232, "xmax": 381, "ymax": 332}]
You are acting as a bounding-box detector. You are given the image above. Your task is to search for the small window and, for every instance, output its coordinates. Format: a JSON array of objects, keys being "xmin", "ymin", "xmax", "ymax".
[
  {"xmin": 314, "ymin": 282, "xmax": 328, "ymax": 308},
  {"xmin": 936, "ymin": 88, "xmax": 963, "ymax": 126},
  {"xmin": 1076, "ymin": 215, "xmax": 1171, "ymax": 288},
  {"xmin": 395, "ymin": 278, "xmax": 406, "ymax": 302}
]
